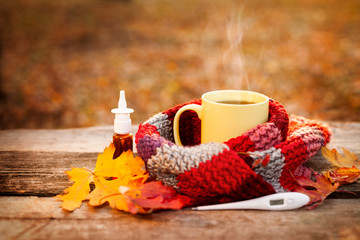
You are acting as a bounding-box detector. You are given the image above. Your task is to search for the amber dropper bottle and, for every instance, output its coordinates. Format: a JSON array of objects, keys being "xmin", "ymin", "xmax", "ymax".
[{"xmin": 111, "ymin": 90, "xmax": 134, "ymax": 159}]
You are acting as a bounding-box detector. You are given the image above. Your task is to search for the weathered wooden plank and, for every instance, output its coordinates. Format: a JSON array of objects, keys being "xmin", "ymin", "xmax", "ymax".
[
  {"xmin": 1, "ymin": 150, "xmax": 358, "ymax": 197},
  {"xmin": 0, "ymin": 122, "xmax": 358, "ymax": 153},
  {"xmin": 0, "ymin": 151, "xmax": 98, "ymax": 196},
  {"xmin": 326, "ymin": 122, "xmax": 360, "ymax": 152},
  {"xmin": 0, "ymin": 122, "xmax": 359, "ymax": 197},
  {"xmin": 0, "ymin": 126, "xmax": 114, "ymax": 153},
  {"xmin": 0, "ymin": 125, "xmax": 137, "ymax": 153},
  {"xmin": 0, "ymin": 125, "xmax": 132, "ymax": 196},
  {"xmin": 0, "ymin": 197, "xmax": 359, "ymax": 240}
]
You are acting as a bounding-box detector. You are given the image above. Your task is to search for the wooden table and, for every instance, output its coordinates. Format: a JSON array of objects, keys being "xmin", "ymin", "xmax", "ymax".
[{"xmin": 0, "ymin": 123, "xmax": 359, "ymax": 240}]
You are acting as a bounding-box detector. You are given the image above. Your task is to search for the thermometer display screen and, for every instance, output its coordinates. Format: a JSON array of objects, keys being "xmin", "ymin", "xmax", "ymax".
[{"xmin": 270, "ymin": 199, "xmax": 284, "ymax": 206}]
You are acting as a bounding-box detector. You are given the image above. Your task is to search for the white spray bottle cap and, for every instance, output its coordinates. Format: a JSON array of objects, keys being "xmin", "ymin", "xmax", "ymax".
[{"xmin": 111, "ymin": 90, "xmax": 134, "ymax": 134}]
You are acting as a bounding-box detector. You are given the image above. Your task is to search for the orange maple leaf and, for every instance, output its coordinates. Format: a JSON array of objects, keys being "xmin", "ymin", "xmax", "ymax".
[
  {"xmin": 93, "ymin": 144, "xmax": 147, "ymax": 179},
  {"xmin": 87, "ymin": 175, "xmax": 146, "ymax": 213},
  {"xmin": 112, "ymin": 150, "xmax": 148, "ymax": 182},
  {"xmin": 324, "ymin": 166, "xmax": 360, "ymax": 185},
  {"xmin": 294, "ymin": 171, "xmax": 339, "ymax": 209},
  {"xmin": 92, "ymin": 143, "xmax": 117, "ymax": 177}
]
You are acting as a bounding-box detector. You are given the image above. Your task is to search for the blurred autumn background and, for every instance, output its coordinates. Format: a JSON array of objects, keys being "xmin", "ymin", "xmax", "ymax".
[{"xmin": 0, "ymin": 0, "xmax": 359, "ymax": 129}]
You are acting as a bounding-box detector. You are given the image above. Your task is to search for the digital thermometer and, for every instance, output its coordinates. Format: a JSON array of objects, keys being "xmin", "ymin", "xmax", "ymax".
[{"xmin": 192, "ymin": 192, "xmax": 310, "ymax": 211}]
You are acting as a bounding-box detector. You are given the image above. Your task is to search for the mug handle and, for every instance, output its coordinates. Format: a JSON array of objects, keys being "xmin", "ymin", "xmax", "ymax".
[{"xmin": 173, "ymin": 104, "xmax": 203, "ymax": 146}]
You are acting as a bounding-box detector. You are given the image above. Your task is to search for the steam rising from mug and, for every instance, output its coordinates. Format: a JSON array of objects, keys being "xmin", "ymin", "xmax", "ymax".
[{"xmin": 223, "ymin": 7, "xmax": 251, "ymax": 90}]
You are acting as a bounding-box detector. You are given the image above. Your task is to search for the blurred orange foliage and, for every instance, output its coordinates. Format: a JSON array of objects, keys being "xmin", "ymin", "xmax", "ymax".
[{"xmin": 0, "ymin": 0, "xmax": 359, "ymax": 128}]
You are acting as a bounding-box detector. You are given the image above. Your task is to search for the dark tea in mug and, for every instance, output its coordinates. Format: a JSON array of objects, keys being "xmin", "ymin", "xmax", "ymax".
[{"xmin": 216, "ymin": 100, "xmax": 256, "ymax": 105}]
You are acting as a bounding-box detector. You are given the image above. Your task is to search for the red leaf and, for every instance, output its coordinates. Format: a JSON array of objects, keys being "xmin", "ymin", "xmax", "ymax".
[
  {"xmin": 294, "ymin": 171, "xmax": 339, "ymax": 209},
  {"xmin": 127, "ymin": 181, "xmax": 192, "ymax": 211}
]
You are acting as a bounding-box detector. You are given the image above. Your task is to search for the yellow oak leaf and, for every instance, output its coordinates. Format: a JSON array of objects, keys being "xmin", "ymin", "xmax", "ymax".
[
  {"xmin": 55, "ymin": 167, "xmax": 93, "ymax": 211},
  {"xmin": 321, "ymin": 146, "xmax": 360, "ymax": 169}
]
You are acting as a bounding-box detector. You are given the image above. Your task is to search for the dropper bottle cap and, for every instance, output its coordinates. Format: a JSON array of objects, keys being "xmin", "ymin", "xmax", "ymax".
[{"xmin": 111, "ymin": 90, "xmax": 134, "ymax": 134}]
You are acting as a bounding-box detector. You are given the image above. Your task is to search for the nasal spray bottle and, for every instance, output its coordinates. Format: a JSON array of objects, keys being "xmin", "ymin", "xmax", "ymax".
[{"xmin": 111, "ymin": 90, "xmax": 134, "ymax": 159}]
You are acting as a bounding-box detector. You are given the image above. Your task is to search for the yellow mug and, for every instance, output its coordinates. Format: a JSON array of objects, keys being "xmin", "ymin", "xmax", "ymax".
[{"xmin": 173, "ymin": 90, "xmax": 269, "ymax": 146}]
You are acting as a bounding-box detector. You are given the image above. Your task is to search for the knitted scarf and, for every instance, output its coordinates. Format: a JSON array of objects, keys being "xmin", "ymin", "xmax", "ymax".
[{"xmin": 135, "ymin": 99, "xmax": 331, "ymax": 205}]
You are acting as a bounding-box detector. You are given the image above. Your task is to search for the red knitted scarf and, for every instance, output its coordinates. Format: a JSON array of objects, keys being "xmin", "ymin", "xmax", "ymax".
[{"xmin": 135, "ymin": 99, "xmax": 331, "ymax": 205}]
